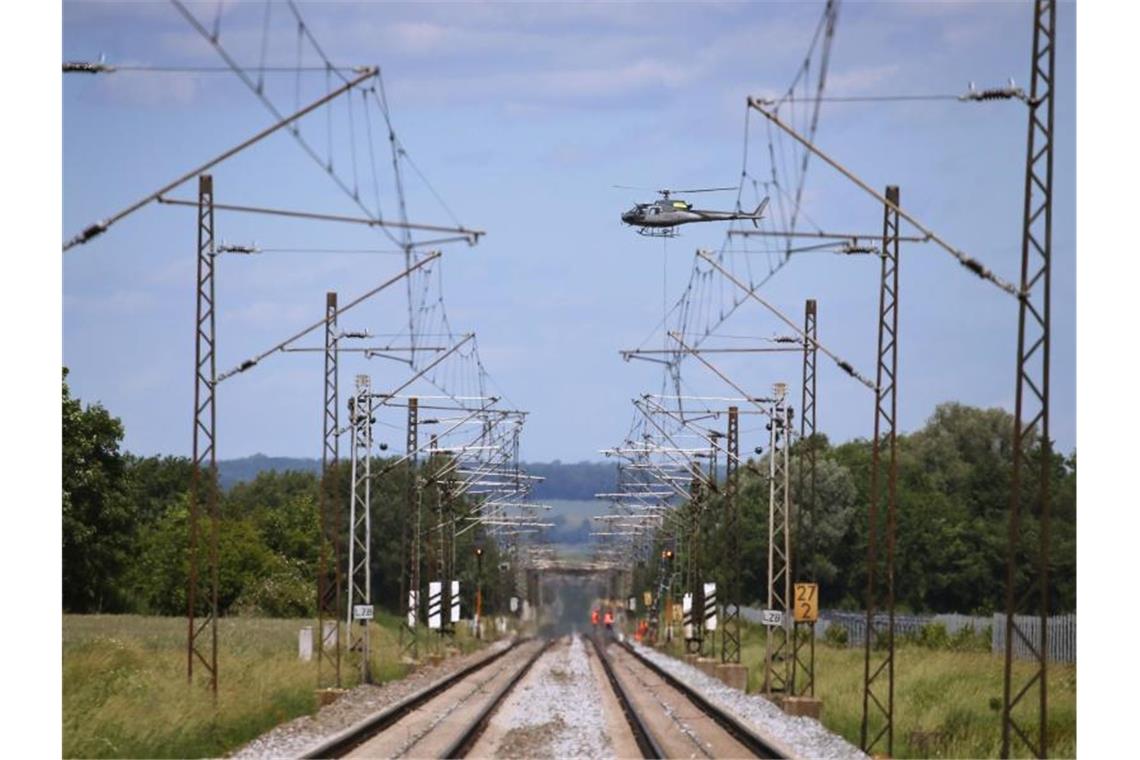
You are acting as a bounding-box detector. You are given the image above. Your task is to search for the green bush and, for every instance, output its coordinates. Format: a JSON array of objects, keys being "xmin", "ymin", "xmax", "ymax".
[
  {"xmin": 918, "ymin": 621, "xmax": 950, "ymax": 649},
  {"xmin": 948, "ymin": 623, "xmax": 991, "ymax": 652},
  {"xmin": 232, "ymin": 556, "xmax": 314, "ymax": 617},
  {"xmin": 824, "ymin": 622, "xmax": 849, "ymax": 646}
]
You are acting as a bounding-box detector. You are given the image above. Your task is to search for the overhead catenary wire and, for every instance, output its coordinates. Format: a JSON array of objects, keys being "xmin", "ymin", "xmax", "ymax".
[
  {"xmin": 62, "ymin": 65, "xmax": 378, "ymax": 251},
  {"xmin": 747, "ymin": 97, "xmax": 1019, "ymax": 296}
]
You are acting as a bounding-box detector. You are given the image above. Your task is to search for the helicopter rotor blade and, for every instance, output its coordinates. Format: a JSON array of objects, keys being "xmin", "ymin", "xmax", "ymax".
[{"xmin": 666, "ymin": 186, "xmax": 737, "ymax": 194}]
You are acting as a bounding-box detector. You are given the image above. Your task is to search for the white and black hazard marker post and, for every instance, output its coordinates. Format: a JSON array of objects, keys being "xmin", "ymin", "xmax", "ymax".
[
  {"xmin": 406, "ymin": 589, "xmax": 418, "ymax": 629},
  {"xmin": 703, "ymin": 581, "xmax": 718, "ymax": 657},
  {"xmin": 682, "ymin": 592, "xmax": 695, "ymax": 642},
  {"xmin": 428, "ymin": 581, "xmax": 442, "ymax": 631},
  {"xmin": 449, "ymin": 580, "xmax": 460, "ymax": 632}
]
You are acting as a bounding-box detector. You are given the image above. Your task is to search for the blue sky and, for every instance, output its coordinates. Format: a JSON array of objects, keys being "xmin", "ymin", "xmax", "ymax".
[{"xmin": 62, "ymin": 1, "xmax": 1076, "ymax": 462}]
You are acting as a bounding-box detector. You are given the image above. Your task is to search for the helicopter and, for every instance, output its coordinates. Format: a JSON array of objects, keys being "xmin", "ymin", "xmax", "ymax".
[{"xmin": 618, "ymin": 186, "xmax": 770, "ymax": 237}]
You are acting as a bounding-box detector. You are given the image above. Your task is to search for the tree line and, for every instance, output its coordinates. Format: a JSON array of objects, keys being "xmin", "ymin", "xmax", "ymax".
[
  {"xmin": 63, "ymin": 366, "xmax": 1075, "ymax": 617},
  {"xmin": 62, "ymin": 369, "xmax": 515, "ymax": 616},
  {"xmin": 630, "ymin": 402, "xmax": 1075, "ymax": 615}
]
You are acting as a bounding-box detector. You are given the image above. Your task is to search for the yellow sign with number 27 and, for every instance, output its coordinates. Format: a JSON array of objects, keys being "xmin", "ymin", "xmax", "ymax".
[{"xmin": 794, "ymin": 583, "xmax": 819, "ymax": 622}]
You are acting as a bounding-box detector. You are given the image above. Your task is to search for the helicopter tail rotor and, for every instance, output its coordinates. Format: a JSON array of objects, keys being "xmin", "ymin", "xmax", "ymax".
[{"xmin": 751, "ymin": 197, "xmax": 770, "ymax": 227}]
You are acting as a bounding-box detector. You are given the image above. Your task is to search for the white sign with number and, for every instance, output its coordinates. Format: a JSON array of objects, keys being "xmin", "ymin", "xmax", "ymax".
[
  {"xmin": 353, "ymin": 604, "xmax": 374, "ymax": 620},
  {"xmin": 760, "ymin": 609, "xmax": 784, "ymax": 626}
]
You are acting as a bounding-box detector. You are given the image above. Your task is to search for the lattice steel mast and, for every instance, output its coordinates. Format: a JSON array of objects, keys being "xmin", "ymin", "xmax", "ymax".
[
  {"xmin": 861, "ymin": 186, "xmax": 901, "ymax": 755},
  {"xmin": 317, "ymin": 291, "xmax": 342, "ymax": 688},
  {"xmin": 763, "ymin": 387, "xmax": 792, "ymax": 697},
  {"xmin": 1002, "ymin": 1, "xmax": 1057, "ymax": 756},
  {"xmin": 793, "ymin": 300, "xmax": 818, "ymax": 697},
  {"xmin": 347, "ymin": 375, "xmax": 373, "ymax": 683},
  {"xmin": 187, "ymin": 174, "xmax": 219, "ymax": 694},
  {"xmin": 401, "ymin": 397, "xmax": 421, "ymax": 661},
  {"xmin": 721, "ymin": 406, "xmax": 742, "ymax": 663}
]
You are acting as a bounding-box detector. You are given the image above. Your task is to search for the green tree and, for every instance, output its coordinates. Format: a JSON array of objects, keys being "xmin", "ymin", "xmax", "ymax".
[{"xmin": 62, "ymin": 368, "xmax": 134, "ymax": 612}]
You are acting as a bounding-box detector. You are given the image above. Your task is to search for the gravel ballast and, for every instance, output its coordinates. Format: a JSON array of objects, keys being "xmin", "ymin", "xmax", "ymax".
[
  {"xmin": 479, "ymin": 635, "xmax": 612, "ymax": 759},
  {"xmin": 229, "ymin": 638, "xmax": 514, "ymax": 759},
  {"xmin": 629, "ymin": 639, "xmax": 867, "ymax": 760}
]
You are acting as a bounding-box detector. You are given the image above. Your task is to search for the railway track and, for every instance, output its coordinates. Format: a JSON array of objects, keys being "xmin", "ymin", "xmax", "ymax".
[
  {"xmin": 299, "ymin": 633, "xmax": 795, "ymax": 759},
  {"xmin": 590, "ymin": 634, "xmax": 794, "ymax": 759},
  {"xmin": 300, "ymin": 638, "xmax": 550, "ymax": 759}
]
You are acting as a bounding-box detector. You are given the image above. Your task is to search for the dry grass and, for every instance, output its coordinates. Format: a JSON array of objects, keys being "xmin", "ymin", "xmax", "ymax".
[
  {"xmin": 659, "ymin": 624, "xmax": 1076, "ymax": 758},
  {"xmin": 62, "ymin": 614, "xmax": 487, "ymax": 758}
]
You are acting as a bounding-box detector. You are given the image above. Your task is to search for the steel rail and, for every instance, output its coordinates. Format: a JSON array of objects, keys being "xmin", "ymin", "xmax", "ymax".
[
  {"xmin": 298, "ymin": 638, "xmax": 528, "ymax": 758},
  {"xmin": 442, "ymin": 638, "xmax": 554, "ymax": 758},
  {"xmin": 587, "ymin": 634, "xmax": 665, "ymax": 759},
  {"xmin": 617, "ymin": 639, "xmax": 796, "ymax": 759}
]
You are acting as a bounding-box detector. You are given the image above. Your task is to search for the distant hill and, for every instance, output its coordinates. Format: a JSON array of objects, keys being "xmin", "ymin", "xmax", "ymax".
[
  {"xmin": 217, "ymin": 455, "xmax": 617, "ymax": 498},
  {"xmin": 217, "ymin": 454, "xmax": 320, "ymax": 489}
]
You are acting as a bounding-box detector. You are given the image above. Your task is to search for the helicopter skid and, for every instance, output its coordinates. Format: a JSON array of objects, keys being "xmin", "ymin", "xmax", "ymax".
[{"xmin": 636, "ymin": 227, "xmax": 679, "ymax": 238}]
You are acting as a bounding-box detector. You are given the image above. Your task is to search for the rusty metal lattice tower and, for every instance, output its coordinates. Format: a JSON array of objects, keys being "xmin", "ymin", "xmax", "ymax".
[
  {"xmin": 861, "ymin": 185, "xmax": 901, "ymax": 755},
  {"xmin": 401, "ymin": 397, "xmax": 421, "ymax": 660},
  {"xmin": 317, "ymin": 291, "xmax": 342, "ymax": 688},
  {"xmin": 793, "ymin": 299, "xmax": 818, "ymax": 696},
  {"xmin": 1002, "ymin": 2, "xmax": 1056, "ymax": 756},
  {"xmin": 721, "ymin": 406, "xmax": 742, "ymax": 663},
  {"xmin": 187, "ymin": 173, "xmax": 219, "ymax": 693},
  {"xmin": 763, "ymin": 388, "xmax": 791, "ymax": 697},
  {"xmin": 684, "ymin": 473, "xmax": 704, "ymax": 655},
  {"xmin": 346, "ymin": 375, "xmax": 372, "ymax": 683}
]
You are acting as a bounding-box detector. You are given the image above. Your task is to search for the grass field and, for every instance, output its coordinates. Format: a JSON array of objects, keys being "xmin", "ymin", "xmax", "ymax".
[
  {"xmin": 661, "ymin": 622, "xmax": 1076, "ymax": 758},
  {"xmin": 62, "ymin": 614, "xmax": 490, "ymax": 758}
]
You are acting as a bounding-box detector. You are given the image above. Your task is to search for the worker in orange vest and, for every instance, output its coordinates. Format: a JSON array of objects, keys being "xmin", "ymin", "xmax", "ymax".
[
  {"xmin": 604, "ymin": 609, "xmax": 614, "ymax": 632},
  {"xmin": 591, "ymin": 608, "xmax": 600, "ymax": 628}
]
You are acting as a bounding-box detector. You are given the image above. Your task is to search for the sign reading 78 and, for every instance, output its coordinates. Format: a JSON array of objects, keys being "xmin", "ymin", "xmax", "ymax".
[{"xmin": 794, "ymin": 583, "xmax": 819, "ymax": 622}]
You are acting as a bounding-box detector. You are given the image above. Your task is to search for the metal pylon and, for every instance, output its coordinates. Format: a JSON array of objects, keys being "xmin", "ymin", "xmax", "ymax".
[
  {"xmin": 763, "ymin": 389, "xmax": 791, "ymax": 697},
  {"xmin": 346, "ymin": 375, "xmax": 372, "ymax": 683},
  {"xmin": 793, "ymin": 300, "xmax": 818, "ymax": 696},
  {"xmin": 1003, "ymin": 2, "xmax": 1056, "ymax": 756},
  {"xmin": 684, "ymin": 475, "xmax": 704, "ymax": 655},
  {"xmin": 648, "ymin": 537, "xmax": 675, "ymax": 644},
  {"xmin": 317, "ymin": 291, "xmax": 342, "ymax": 688},
  {"xmin": 721, "ymin": 406, "xmax": 742, "ymax": 663},
  {"xmin": 861, "ymin": 185, "xmax": 901, "ymax": 755},
  {"xmin": 401, "ymin": 397, "xmax": 420, "ymax": 661},
  {"xmin": 187, "ymin": 173, "xmax": 219, "ymax": 694}
]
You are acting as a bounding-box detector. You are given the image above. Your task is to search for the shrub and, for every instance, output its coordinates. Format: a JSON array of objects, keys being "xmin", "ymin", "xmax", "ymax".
[
  {"xmin": 824, "ymin": 622, "xmax": 849, "ymax": 646},
  {"xmin": 918, "ymin": 621, "xmax": 949, "ymax": 649},
  {"xmin": 231, "ymin": 557, "xmax": 314, "ymax": 617}
]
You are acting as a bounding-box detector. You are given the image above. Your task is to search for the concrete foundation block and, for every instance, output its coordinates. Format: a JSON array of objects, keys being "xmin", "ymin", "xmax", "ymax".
[
  {"xmin": 782, "ymin": 696, "xmax": 823, "ymax": 719},
  {"xmin": 682, "ymin": 653, "xmax": 699, "ymax": 667},
  {"xmin": 695, "ymin": 658, "xmax": 719, "ymax": 678},
  {"xmin": 315, "ymin": 688, "xmax": 347, "ymax": 707},
  {"xmin": 714, "ymin": 663, "xmax": 749, "ymax": 691}
]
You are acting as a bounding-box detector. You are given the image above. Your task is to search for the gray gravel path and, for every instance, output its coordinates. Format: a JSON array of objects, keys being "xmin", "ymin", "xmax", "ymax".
[
  {"xmin": 229, "ymin": 638, "xmax": 514, "ymax": 759},
  {"xmin": 629, "ymin": 639, "xmax": 867, "ymax": 760}
]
